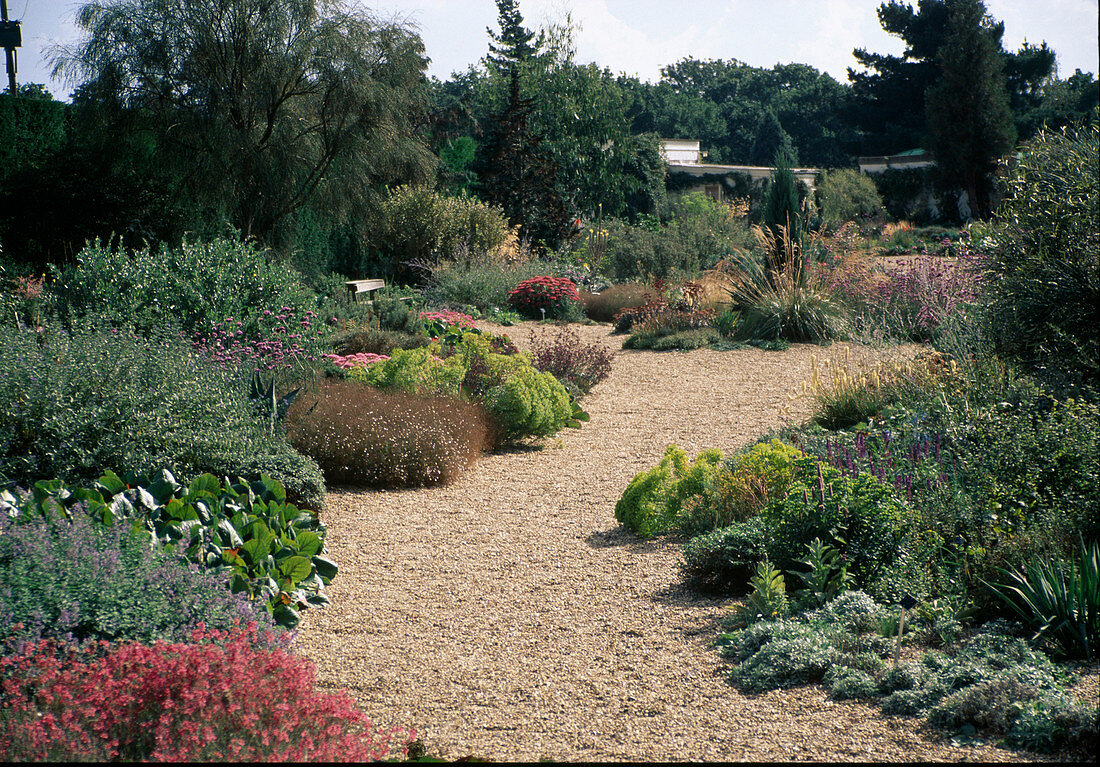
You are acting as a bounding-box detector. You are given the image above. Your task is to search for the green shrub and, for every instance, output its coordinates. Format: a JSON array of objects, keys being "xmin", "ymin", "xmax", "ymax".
[
  {"xmin": 0, "ymin": 322, "xmax": 324, "ymax": 506},
  {"xmin": 352, "ymin": 331, "xmax": 572, "ymax": 443},
  {"xmin": 287, "ymin": 380, "xmax": 490, "ymax": 489},
  {"xmin": 601, "ymin": 194, "xmax": 755, "ymax": 281},
  {"xmin": 816, "ymin": 169, "xmax": 883, "ymax": 229},
  {"xmin": 0, "ymin": 509, "xmax": 280, "ymax": 647},
  {"xmin": 722, "ymin": 620, "xmax": 840, "ymax": 693},
  {"xmin": 330, "ymin": 327, "xmax": 430, "ymax": 357},
  {"xmin": 759, "ymin": 457, "xmax": 911, "ymax": 588},
  {"xmin": 614, "ymin": 445, "xmax": 725, "ymax": 538},
  {"xmin": 354, "ymin": 346, "xmax": 464, "ymax": 397},
  {"xmin": 4, "ymin": 470, "xmax": 333, "ymax": 629},
  {"xmin": 423, "ymin": 259, "xmax": 549, "ymax": 314},
  {"xmin": 981, "ymin": 121, "xmax": 1100, "ymax": 390},
  {"xmin": 677, "ymin": 439, "xmax": 803, "ymax": 537},
  {"xmin": 55, "ymin": 237, "xmax": 320, "ymax": 345},
  {"xmin": 373, "ymin": 185, "xmax": 510, "ymax": 272},
  {"xmin": 680, "ymin": 517, "xmax": 769, "ymax": 594},
  {"xmin": 581, "ymin": 283, "xmax": 652, "ymax": 322}
]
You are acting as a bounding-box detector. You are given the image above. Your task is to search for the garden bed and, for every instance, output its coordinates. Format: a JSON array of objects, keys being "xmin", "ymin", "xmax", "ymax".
[{"xmin": 294, "ymin": 322, "xmax": 1083, "ymax": 762}]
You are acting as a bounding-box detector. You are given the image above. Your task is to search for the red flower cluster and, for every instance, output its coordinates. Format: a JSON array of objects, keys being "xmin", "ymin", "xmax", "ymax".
[
  {"xmin": 0, "ymin": 625, "xmax": 413, "ymax": 762},
  {"xmin": 507, "ymin": 276, "xmax": 580, "ymax": 311}
]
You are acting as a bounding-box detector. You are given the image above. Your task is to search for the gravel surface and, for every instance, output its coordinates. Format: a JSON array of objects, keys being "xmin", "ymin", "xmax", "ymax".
[{"xmin": 295, "ymin": 321, "xmax": 1064, "ymax": 762}]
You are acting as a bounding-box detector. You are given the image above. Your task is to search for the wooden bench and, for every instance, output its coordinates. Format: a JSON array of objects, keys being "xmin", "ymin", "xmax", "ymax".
[{"xmin": 345, "ymin": 278, "xmax": 386, "ymax": 303}]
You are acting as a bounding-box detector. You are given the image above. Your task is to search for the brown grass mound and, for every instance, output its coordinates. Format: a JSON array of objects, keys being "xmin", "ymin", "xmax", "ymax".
[
  {"xmin": 581, "ymin": 283, "xmax": 653, "ymax": 322},
  {"xmin": 286, "ymin": 380, "xmax": 491, "ymax": 488}
]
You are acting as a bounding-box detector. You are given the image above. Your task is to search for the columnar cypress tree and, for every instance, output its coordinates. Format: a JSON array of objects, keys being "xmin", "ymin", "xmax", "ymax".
[
  {"xmin": 925, "ymin": 0, "xmax": 1016, "ymax": 219},
  {"xmin": 761, "ymin": 149, "xmax": 802, "ymax": 277}
]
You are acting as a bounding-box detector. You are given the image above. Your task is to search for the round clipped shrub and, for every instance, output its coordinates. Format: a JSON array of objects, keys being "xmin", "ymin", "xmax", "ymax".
[
  {"xmin": 507, "ymin": 275, "xmax": 581, "ymax": 319},
  {"xmin": 680, "ymin": 517, "xmax": 769, "ymax": 594}
]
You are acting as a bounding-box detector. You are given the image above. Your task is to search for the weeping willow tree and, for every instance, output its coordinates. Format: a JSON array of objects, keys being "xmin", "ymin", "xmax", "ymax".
[{"xmin": 54, "ymin": 0, "xmax": 436, "ymax": 242}]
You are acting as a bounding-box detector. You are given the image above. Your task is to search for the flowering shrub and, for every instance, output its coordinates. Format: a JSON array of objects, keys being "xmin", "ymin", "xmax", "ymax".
[
  {"xmin": 323, "ymin": 352, "xmax": 390, "ymax": 371},
  {"xmin": 192, "ymin": 307, "xmax": 323, "ymax": 372},
  {"xmin": 528, "ymin": 327, "xmax": 614, "ymax": 397},
  {"xmin": 419, "ymin": 310, "xmax": 476, "ymax": 332},
  {"xmin": 0, "ymin": 510, "xmax": 281, "ymax": 649},
  {"xmin": 0, "ymin": 626, "xmax": 414, "ymax": 762},
  {"xmin": 507, "ymin": 276, "xmax": 581, "ymax": 319},
  {"xmin": 615, "ymin": 446, "xmax": 726, "ymax": 538}
]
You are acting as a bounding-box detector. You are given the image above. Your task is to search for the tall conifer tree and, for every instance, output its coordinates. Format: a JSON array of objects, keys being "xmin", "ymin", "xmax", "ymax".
[{"xmin": 925, "ymin": 0, "xmax": 1016, "ymax": 218}]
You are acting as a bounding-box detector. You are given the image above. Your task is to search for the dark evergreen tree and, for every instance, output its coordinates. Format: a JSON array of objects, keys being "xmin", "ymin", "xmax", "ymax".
[
  {"xmin": 849, "ymin": 0, "xmax": 1055, "ymax": 153},
  {"xmin": 925, "ymin": 0, "xmax": 1016, "ymax": 218},
  {"xmin": 486, "ymin": 0, "xmax": 542, "ymax": 74},
  {"xmin": 749, "ymin": 109, "xmax": 797, "ymax": 166},
  {"xmin": 477, "ymin": 69, "xmax": 570, "ymax": 250}
]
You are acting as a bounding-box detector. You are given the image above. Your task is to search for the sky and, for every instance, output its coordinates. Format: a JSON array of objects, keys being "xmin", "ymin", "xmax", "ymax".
[{"xmin": 7, "ymin": 0, "xmax": 1100, "ymax": 101}]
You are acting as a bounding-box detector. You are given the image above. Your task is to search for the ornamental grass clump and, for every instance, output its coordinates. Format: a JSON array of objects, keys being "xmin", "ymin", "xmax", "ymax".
[
  {"xmin": 507, "ymin": 275, "xmax": 581, "ymax": 320},
  {"xmin": 286, "ymin": 380, "xmax": 491, "ymax": 488},
  {"xmin": 721, "ymin": 241, "xmax": 848, "ymax": 344},
  {"xmin": 0, "ymin": 626, "xmax": 414, "ymax": 762},
  {"xmin": 580, "ymin": 282, "xmax": 651, "ymax": 323}
]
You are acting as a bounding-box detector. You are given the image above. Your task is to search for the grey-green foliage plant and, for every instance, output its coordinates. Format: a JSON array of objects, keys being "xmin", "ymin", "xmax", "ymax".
[
  {"xmin": 2, "ymin": 469, "xmax": 337, "ymax": 630},
  {"xmin": 882, "ymin": 623, "xmax": 1097, "ymax": 753},
  {"xmin": 816, "ymin": 168, "xmax": 883, "ymax": 229},
  {"xmin": 0, "ymin": 321, "xmax": 324, "ymax": 507},
  {"xmin": 986, "ymin": 537, "xmax": 1100, "ymax": 660},
  {"xmin": 0, "ymin": 508, "xmax": 282, "ymax": 648},
  {"xmin": 980, "ymin": 119, "xmax": 1099, "ymax": 389}
]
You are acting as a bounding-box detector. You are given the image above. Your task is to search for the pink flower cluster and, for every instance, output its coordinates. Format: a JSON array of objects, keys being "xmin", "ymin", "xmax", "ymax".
[
  {"xmin": 192, "ymin": 307, "xmax": 321, "ymax": 371},
  {"xmin": 323, "ymin": 352, "xmax": 391, "ymax": 370},
  {"xmin": 507, "ymin": 276, "xmax": 580, "ymax": 311},
  {"xmin": 0, "ymin": 624, "xmax": 414, "ymax": 762},
  {"xmin": 419, "ymin": 310, "xmax": 476, "ymax": 329}
]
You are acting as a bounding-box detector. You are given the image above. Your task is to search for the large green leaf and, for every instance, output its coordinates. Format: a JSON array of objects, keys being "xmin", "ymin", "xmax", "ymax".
[
  {"xmin": 294, "ymin": 530, "xmax": 322, "ymax": 558},
  {"xmin": 278, "ymin": 555, "xmax": 313, "ymax": 584},
  {"xmin": 312, "ymin": 555, "xmax": 338, "ymax": 584}
]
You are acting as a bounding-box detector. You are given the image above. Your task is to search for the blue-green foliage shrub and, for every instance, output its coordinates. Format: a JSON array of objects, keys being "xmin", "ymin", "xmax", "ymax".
[
  {"xmin": 881, "ymin": 623, "xmax": 1097, "ymax": 753},
  {"xmin": 55, "ymin": 237, "xmax": 322, "ymax": 351},
  {"xmin": 0, "ymin": 322, "xmax": 324, "ymax": 507},
  {"xmin": 0, "ymin": 508, "xmax": 282, "ymax": 649},
  {"xmin": 614, "ymin": 445, "xmax": 725, "ymax": 538},
  {"xmin": 3, "ymin": 470, "xmax": 335, "ymax": 630},
  {"xmin": 718, "ymin": 591, "xmax": 887, "ymax": 693}
]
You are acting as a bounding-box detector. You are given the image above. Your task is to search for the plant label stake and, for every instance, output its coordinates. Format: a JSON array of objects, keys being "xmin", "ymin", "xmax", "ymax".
[{"xmin": 894, "ymin": 593, "xmax": 918, "ymax": 670}]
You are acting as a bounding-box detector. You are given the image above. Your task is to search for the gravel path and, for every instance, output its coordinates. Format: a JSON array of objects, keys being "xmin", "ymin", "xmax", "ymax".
[{"xmin": 295, "ymin": 321, "xmax": 1053, "ymax": 762}]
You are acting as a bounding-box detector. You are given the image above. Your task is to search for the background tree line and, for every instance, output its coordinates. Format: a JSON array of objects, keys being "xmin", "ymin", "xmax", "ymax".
[{"xmin": 0, "ymin": 0, "xmax": 1096, "ymax": 272}]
